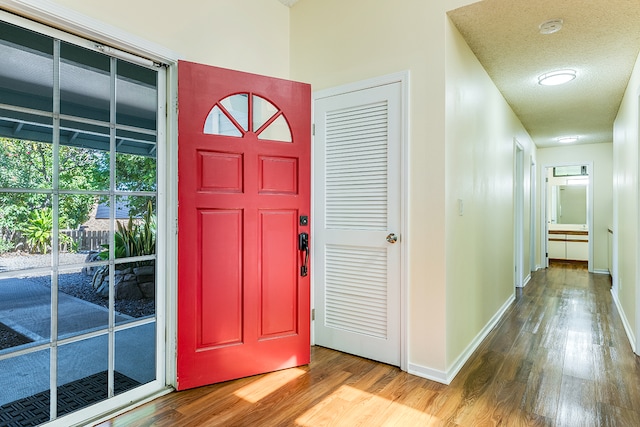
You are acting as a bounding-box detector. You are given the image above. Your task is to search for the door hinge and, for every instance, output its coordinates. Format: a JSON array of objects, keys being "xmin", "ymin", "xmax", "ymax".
[
  {"xmin": 545, "ymin": 177, "xmax": 549, "ymax": 183},
  {"xmin": 312, "ymin": 123, "xmax": 315, "ymax": 136},
  {"xmin": 311, "ymin": 308, "xmax": 315, "ymax": 321}
]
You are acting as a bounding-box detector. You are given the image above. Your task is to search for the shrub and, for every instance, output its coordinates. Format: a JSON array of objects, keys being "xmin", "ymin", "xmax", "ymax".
[
  {"xmin": 0, "ymin": 237, "xmax": 14, "ymax": 254},
  {"xmin": 20, "ymin": 208, "xmax": 53, "ymax": 253},
  {"xmin": 99, "ymin": 200, "xmax": 156, "ymax": 260},
  {"xmin": 18, "ymin": 208, "xmax": 75, "ymax": 254}
]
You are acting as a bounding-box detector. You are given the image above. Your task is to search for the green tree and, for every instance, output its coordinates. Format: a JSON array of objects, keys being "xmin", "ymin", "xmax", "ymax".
[
  {"xmin": 0, "ymin": 138, "xmax": 104, "ymax": 230},
  {"xmin": 0, "ymin": 136, "xmax": 156, "ymax": 250}
]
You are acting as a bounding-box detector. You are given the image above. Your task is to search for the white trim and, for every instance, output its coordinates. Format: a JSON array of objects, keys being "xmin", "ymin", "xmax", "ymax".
[
  {"xmin": 514, "ymin": 139, "xmax": 525, "ymax": 288},
  {"xmin": 314, "ymin": 71, "xmax": 410, "ymax": 100},
  {"xmin": 310, "ymin": 97, "xmax": 316, "ymax": 347},
  {"xmin": 409, "ymin": 294, "xmax": 515, "ymax": 385},
  {"xmin": 587, "ymin": 162, "xmax": 594, "ymax": 271},
  {"xmin": 540, "ymin": 166, "xmax": 549, "ymax": 269},
  {"xmin": 522, "ymin": 273, "xmax": 532, "ymax": 288},
  {"xmin": 0, "ymin": 0, "xmax": 181, "ymax": 64},
  {"xmin": 636, "ymin": 93, "xmax": 640, "ymax": 357},
  {"xmin": 530, "ymin": 157, "xmax": 537, "ymax": 275},
  {"xmin": 444, "ymin": 294, "xmax": 515, "ymax": 384},
  {"xmin": 48, "ymin": 386, "xmax": 174, "ymax": 427},
  {"xmin": 407, "ymin": 363, "xmax": 448, "ymax": 384},
  {"xmin": 400, "ymin": 71, "xmax": 410, "ymax": 372},
  {"xmin": 312, "ymin": 70, "xmax": 410, "ymax": 371},
  {"xmin": 592, "ymin": 269, "xmax": 610, "ymax": 275},
  {"xmin": 155, "ymin": 62, "xmax": 169, "ymax": 391},
  {"xmin": 612, "ymin": 290, "xmax": 636, "ymax": 353},
  {"xmin": 164, "ymin": 63, "xmax": 179, "ymax": 389}
]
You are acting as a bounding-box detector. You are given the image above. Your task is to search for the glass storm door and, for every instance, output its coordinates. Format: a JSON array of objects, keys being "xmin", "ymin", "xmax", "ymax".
[
  {"xmin": 177, "ymin": 61, "xmax": 311, "ymax": 390},
  {"xmin": 0, "ymin": 17, "xmax": 163, "ymax": 426}
]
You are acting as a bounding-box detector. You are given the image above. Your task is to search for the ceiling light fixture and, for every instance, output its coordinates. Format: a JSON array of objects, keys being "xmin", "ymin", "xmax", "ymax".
[
  {"xmin": 557, "ymin": 136, "xmax": 579, "ymax": 143},
  {"xmin": 539, "ymin": 18, "xmax": 564, "ymax": 35},
  {"xmin": 538, "ymin": 69, "xmax": 576, "ymax": 86}
]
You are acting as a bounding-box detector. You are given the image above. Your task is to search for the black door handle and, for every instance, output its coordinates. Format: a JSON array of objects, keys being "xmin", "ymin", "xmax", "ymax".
[{"xmin": 299, "ymin": 232, "xmax": 309, "ymax": 277}]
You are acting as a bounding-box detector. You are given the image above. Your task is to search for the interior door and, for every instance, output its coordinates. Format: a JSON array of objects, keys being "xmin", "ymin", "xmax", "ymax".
[
  {"xmin": 177, "ymin": 61, "xmax": 311, "ymax": 390},
  {"xmin": 313, "ymin": 81, "xmax": 402, "ymax": 366}
]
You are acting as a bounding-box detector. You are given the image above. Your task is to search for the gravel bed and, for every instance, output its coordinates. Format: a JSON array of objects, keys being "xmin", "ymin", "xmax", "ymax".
[
  {"xmin": 0, "ymin": 252, "xmax": 155, "ymax": 350},
  {"xmin": 0, "ymin": 251, "xmax": 88, "ymax": 271}
]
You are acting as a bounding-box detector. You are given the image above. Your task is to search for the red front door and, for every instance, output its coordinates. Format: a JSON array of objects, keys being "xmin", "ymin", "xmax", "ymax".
[{"xmin": 176, "ymin": 61, "xmax": 311, "ymax": 390}]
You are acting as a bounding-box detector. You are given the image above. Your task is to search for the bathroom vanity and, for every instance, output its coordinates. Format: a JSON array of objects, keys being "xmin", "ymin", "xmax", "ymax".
[{"xmin": 548, "ymin": 225, "xmax": 588, "ymax": 261}]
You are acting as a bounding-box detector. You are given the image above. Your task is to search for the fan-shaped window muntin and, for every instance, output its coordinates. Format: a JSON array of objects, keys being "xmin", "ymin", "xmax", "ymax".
[{"xmin": 204, "ymin": 93, "xmax": 292, "ymax": 142}]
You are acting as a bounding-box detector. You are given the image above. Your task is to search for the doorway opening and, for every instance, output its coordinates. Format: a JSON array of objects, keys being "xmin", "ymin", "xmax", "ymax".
[{"xmin": 543, "ymin": 163, "xmax": 592, "ymax": 271}]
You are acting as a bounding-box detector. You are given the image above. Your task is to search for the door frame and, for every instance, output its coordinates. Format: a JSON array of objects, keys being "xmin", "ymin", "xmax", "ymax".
[
  {"xmin": 514, "ymin": 139, "xmax": 525, "ymax": 288},
  {"xmin": 311, "ymin": 71, "xmax": 409, "ymax": 371},
  {"xmin": 530, "ymin": 156, "xmax": 537, "ymax": 272},
  {"xmin": 541, "ymin": 162, "xmax": 594, "ymax": 272}
]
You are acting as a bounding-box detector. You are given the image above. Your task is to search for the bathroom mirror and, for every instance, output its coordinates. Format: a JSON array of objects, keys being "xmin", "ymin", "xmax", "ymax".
[{"xmin": 550, "ymin": 184, "xmax": 587, "ymax": 224}]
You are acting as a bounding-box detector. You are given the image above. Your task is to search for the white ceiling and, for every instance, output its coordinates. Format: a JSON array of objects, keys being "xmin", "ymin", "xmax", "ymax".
[{"xmin": 448, "ymin": 0, "xmax": 640, "ymax": 148}]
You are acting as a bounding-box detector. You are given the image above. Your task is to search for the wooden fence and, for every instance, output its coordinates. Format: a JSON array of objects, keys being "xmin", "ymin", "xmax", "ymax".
[
  {"xmin": 1, "ymin": 228, "xmax": 109, "ymax": 252},
  {"xmin": 60, "ymin": 229, "xmax": 109, "ymax": 252}
]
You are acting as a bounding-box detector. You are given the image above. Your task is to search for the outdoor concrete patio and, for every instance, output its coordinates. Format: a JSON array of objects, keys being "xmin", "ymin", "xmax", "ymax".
[{"xmin": 0, "ymin": 276, "xmax": 155, "ymax": 407}]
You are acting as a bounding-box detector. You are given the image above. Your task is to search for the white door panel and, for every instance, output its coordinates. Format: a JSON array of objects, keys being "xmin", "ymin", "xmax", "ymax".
[{"xmin": 313, "ymin": 81, "xmax": 402, "ymax": 366}]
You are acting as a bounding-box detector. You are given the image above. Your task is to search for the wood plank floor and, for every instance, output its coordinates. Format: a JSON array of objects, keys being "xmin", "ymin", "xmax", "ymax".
[{"xmin": 98, "ymin": 264, "xmax": 640, "ymax": 426}]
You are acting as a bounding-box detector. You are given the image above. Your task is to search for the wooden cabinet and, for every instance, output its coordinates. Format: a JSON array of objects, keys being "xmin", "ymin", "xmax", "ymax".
[
  {"xmin": 548, "ymin": 230, "xmax": 588, "ymax": 261},
  {"xmin": 548, "ymin": 236, "xmax": 567, "ymax": 258}
]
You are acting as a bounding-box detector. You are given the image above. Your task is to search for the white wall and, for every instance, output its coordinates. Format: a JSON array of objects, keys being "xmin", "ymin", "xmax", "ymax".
[
  {"xmin": 536, "ymin": 144, "xmax": 613, "ymax": 273},
  {"xmin": 444, "ymin": 17, "xmax": 535, "ymax": 371},
  {"xmin": 613, "ymin": 49, "xmax": 640, "ymax": 351},
  {"xmin": 291, "ymin": 0, "xmax": 533, "ymax": 380},
  {"xmin": 291, "ymin": 0, "xmax": 449, "ymax": 375},
  {"xmin": 37, "ymin": 0, "xmax": 291, "ymax": 78}
]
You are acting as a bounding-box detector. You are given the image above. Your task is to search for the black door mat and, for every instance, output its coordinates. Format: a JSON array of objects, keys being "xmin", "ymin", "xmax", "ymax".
[{"xmin": 0, "ymin": 371, "xmax": 140, "ymax": 427}]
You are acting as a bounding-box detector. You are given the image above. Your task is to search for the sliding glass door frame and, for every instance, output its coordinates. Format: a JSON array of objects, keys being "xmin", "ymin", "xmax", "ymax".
[{"xmin": 0, "ymin": 9, "xmax": 172, "ymax": 426}]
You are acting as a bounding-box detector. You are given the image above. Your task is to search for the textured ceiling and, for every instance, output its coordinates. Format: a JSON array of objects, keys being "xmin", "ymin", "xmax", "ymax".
[{"xmin": 448, "ymin": 0, "xmax": 640, "ymax": 148}]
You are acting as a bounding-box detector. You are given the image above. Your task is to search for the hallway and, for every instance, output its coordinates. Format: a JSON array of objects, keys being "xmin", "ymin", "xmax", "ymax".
[{"xmin": 100, "ymin": 264, "xmax": 640, "ymax": 426}]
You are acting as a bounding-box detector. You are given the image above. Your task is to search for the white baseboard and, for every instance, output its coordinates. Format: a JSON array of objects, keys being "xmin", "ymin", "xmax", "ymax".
[
  {"xmin": 407, "ymin": 364, "xmax": 448, "ymax": 384},
  {"xmin": 592, "ymin": 269, "xmax": 610, "ymax": 275},
  {"xmin": 408, "ymin": 293, "xmax": 516, "ymax": 385},
  {"xmin": 522, "ymin": 274, "xmax": 532, "ymax": 288},
  {"xmin": 611, "ymin": 290, "xmax": 636, "ymax": 353}
]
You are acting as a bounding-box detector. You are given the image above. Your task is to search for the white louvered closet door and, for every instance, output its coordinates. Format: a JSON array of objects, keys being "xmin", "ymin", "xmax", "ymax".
[{"xmin": 313, "ymin": 81, "xmax": 401, "ymax": 366}]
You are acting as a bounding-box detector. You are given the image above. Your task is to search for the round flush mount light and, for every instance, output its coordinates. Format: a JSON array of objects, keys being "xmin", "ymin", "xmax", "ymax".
[
  {"xmin": 538, "ymin": 69, "xmax": 576, "ymax": 86},
  {"xmin": 557, "ymin": 136, "xmax": 579, "ymax": 143},
  {"xmin": 539, "ymin": 18, "xmax": 564, "ymax": 35}
]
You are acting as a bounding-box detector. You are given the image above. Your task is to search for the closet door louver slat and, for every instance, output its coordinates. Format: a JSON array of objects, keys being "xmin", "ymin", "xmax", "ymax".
[
  {"xmin": 323, "ymin": 101, "xmax": 390, "ymax": 340},
  {"xmin": 325, "ymin": 101, "xmax": 388, "ymax": 231},
  {"xmin": 325, "ymin": 245, "xmax": 388, "ymax": 339}
]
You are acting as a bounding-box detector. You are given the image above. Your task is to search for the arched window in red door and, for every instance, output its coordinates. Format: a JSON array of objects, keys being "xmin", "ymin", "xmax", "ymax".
[{"xmin": 203, "ymin": 93, "xmax": 292, "ymax": 142}]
